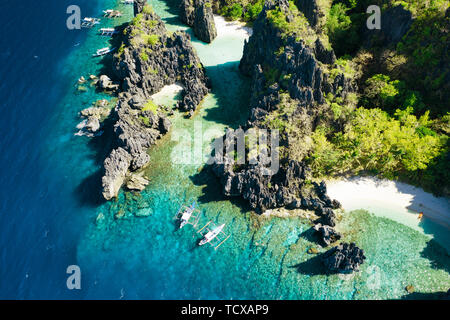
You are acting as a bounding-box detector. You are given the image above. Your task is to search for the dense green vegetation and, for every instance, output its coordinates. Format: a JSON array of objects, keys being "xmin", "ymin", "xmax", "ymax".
[
  {"xmin": 242, "ymin": 1, "xmax": 449, "ymax": 195},
  {"xmin": 306, "ymin": 0, "xmax": 450, "ymax": 195},
  {"xmin": 215, "ymin": 0, "xmax": 265, "ymax": 22}
]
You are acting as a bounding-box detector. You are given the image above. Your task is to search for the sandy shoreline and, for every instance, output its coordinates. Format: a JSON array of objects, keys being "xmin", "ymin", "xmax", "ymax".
[
  {"xmin": 214, "ymin": 15, "xmax": 252, "ymax": 39},
  {"xmin": 327, "ymin": 176, "xmax": 450, "ymax": 250}
]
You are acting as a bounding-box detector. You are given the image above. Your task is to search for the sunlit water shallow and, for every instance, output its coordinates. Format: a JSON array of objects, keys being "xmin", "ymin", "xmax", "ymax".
[{"xmin": 19, "ymin": 0, "xmax": 450, "ymax": 299}]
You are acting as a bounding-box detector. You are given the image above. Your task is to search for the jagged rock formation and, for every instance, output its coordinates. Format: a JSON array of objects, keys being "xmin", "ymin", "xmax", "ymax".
[
  {"xmin": 211, "ymin": 0, "xmax": 351, "ymax": 221},
  {"xmin": 294, "ymin": 0, "xmax": 329, "ymax": 31},
  {"xmin": 133, "ymin": 0, "xmax": 146, "ymax": 16},
  {"xmin": 101, "ymin": 6, "xmax": 209, "ymax": 200},
  {"xmin": 322, "ymin": 243, "xmax": 366, "ymax": 274},
  {"xmin": 180, "ymin": 0, "xmax": 217, "ymax": 43},
  {"xmin": 76, "ymin": 100, "xmax": 112, "ymax": 136},
  {"xmin": 314, "ymin": 223, "xmax": 341, "ymax": 246}
]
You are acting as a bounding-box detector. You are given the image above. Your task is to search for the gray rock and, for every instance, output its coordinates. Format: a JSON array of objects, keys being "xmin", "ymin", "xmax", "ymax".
[
  {"xmin": 212, "ymin": 1, "xmax": 346, "ymax": 217},
  {"xmin": 102, "ymin": 147, "xmax": 132, "ymax": 200},
  {"xmin": 313, "ymin": 223, "xmax": 341, "ymax": 246},
  {"xmin": 322, "ymin": 243, "xmax": 366, "ymax": 274},
  {"xmin": 85, "ymin": 116, "xmax": 100, "ymax": 133},
  {"xmin": 98, "ymin": 75, "xmax": 119, "ymax": 91},
  {"xmin": 126, "ymin": 173, "xmax": 149, "ymax": 191},
  {"xmin": 180, "ymin": 0, "xmax": 217, "ymax": 43},
  {"xmin": 133, "ymin": 0, "xmax": 146, "ymax": 16},
  {"xmin": 99, "ymin": 7, "xmax": 209, "ymax": 200}
]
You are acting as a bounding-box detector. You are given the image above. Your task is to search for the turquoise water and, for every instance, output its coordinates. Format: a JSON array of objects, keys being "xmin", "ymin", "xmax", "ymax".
[{"xmin": 14, "ymin": 0, "xmax": 449, "ymax": 299}]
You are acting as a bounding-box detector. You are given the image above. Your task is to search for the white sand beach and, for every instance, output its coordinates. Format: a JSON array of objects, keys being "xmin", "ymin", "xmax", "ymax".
[
  {"xmin": 327, "ymin": 177, "xmax": 450, "ymax": 251},
  {"xmin": 150, "ymin": 83, "xmax": 184, "ymax": 106},
  {"xmin": 214, "ymin": 15, "xmax": 252, "ymax": 39}
]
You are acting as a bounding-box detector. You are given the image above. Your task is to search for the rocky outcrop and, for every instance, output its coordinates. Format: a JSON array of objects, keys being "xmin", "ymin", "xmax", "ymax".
[
  {"xmin": 100, "ymin": 6, "xmax": 209, "ymax": 200},
  {"xmin": 103, "ymin": 147, "xmax": 132, "ymax": 200},
  {"xmin": 133, "ymin": 0, "xmax": 146, "ymax": 16},
  {"xmin": 126, "ymin": 173, "xmax": 149, "ymax": 191},
  {"xmin": 180, "ymin": 0, "xmax": 217, "ymax": 43},
  {"xmin": 322, "ymin": 243, "xmax": 366, "ymax": 274},
  {"xmin": 313, "ymin": 223, "xmax": 341, "ymax": 246},
  {"xmin": 76, "ymin": 100, "xmax": 112, "ymax": 136},
  {"xmin": 211, "ymin": 0, "xmax": 349, "ymax": 220},
  {"xmin": 294, "ymin": 0, "xmax": 321, "ymax": 30},
  {"xmin": 98, "ymin": 75, "xmax": 119, "ymax": 91}
]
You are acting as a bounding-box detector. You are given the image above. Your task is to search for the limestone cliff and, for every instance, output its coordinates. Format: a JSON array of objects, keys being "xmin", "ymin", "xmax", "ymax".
[
  {"xmin": 180, "ymin": 0, "xmax": 217, "ymax": 43},
  {"xmin": 101, "ymin": 6, "xmax": 210, "ymax": 200},
  {"xmin": 212, "ymin": 0, "xmax": 356, "ymax": 228}
]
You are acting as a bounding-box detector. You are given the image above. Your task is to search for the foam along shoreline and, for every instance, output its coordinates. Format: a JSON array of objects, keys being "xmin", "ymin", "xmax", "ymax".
[{"xmin": 327, "ymin": 176, "xmax": 450, "ymax": 251}]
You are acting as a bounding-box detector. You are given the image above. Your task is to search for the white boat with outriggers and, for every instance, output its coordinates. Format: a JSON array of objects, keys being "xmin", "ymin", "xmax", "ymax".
[
  {"xmin": 92, "ymin": 47, "xmax": 115, "ymax": 57},
  {"xmin": 99, "ymin": 28, "xmax": 118, "ymax": 36},
  {"xmin": 121, "ymin": 0, "xmax": 134, "ymax": 4},
  {"xmin": 174, "ymin": 201, "xmax": 201, "ymax": 229},
  {"xmin": 81, "ymin": 17, "xmax": 100, "ymax": 28},
  {"xmin": 197, "ymin": 221, "xmax": 230, "ymax": 250}
]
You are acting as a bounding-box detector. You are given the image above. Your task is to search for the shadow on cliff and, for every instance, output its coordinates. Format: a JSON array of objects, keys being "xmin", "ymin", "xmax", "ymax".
[
  {"xmin": 189, "ymin": 164, "xmax": 252, "ymax": 214},
  {"xmin": 201, "ymin": 61, "xmax": 252, "ymax": 128},
  {"xmin": 73, "ymin": 113, "xmax": 118, "ymax": 207}
]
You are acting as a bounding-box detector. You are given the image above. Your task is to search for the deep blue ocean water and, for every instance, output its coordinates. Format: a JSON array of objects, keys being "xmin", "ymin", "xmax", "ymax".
[
  {"xmin": 0, "ymin": 0, "xmax": 448, "ymax": 299},
  {"xmin": 0, "ymin": 0, "xmax": 113, "ymax": 299}
]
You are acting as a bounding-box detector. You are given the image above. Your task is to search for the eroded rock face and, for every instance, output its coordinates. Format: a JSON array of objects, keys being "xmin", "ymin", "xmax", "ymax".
[
  {"xmin": 294, "ymin": 0, "xmax": 321, "ymax": 29},
  {"xmin": 101, "ymin": 7, "xmax": 209, "ymax": 200},
  {"xmin": 180, "ymin": 0, "xmax": 217, "ymax": 43},
  {"xmin": 212, "ymin": 0, "xmax": 348, "ymax": 219},
  {"xmin": 102, "ymin": 147, "xmax": 132, "ymax": 200},
  {"xmin": 322, "ymin": 243, "xmax": 366, "ymax": 274},
  {"xmin": 133, "ymin": 0, "xmax": 146, "ymax": 16},
  {"xmin": 314, "ymin": 223, "xmax": 341, "ymax": 247},
  {"xmin": 126, "ymin": 173, "xmax": 149, "ymax": 191}
]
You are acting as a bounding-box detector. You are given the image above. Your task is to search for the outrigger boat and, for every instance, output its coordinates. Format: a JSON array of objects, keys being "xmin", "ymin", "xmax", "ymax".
[
  {"xmin": 92, "ymin": 47, "xmax": 115, "ymax": 57},
  {"xmin": 197, "ymin": 221, "xmax": 230, "ymax": 250},
  {"xmin": 99, "ymin": 28, "xmax": 118, "ymax": 36},
  {"xmin": 81, "ymin": 17, "xmax": 100, "ymax": 28},
  {"xmin": 103, "ymin": 9, "xmax": 122, "ymax": 18},
  {"xmin": 174, "ymin": 202, "xmax": 201, "ymax": 229},
  {"xmin": 121, "ymin": 0, "xmax": 134, "ymax": 4}
]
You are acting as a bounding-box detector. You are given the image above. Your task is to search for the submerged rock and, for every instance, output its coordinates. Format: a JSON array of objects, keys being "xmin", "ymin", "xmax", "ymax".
[
  {"xmin": 126, "ymin": 173, "xmax": 149, "ymax": 191},
  {"xmin": 180, "ymin": 0, "xmax": 217, "ymax": 43},
  {"xmin": 322, "ymin": 243, "xmax": 366, "ymax": 274}
]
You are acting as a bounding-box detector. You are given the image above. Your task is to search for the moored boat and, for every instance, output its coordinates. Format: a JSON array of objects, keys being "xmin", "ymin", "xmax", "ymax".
[{"xmin": 92, "ymin": 47, "xmax": 115, "ymax": 57}]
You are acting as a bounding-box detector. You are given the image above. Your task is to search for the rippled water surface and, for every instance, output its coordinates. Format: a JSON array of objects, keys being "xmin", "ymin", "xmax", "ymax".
[{"xmin": 0, "ymin": 0, "xmax": 448, "ymax": 299}]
